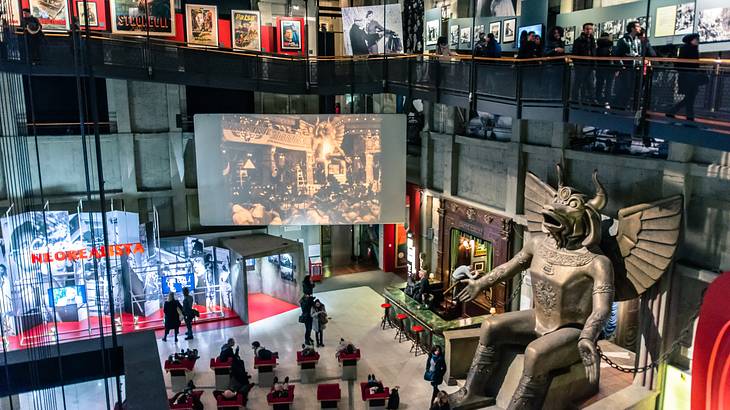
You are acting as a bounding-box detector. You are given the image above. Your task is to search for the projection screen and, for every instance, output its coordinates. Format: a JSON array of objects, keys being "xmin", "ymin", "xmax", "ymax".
[{"xmin": 194, "ymin": 114, "xmax": 406, "ymax": 226}]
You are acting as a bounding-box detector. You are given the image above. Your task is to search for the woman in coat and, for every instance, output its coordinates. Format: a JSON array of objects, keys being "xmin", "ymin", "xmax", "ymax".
[
  {"xmin": 311, "ymin": 299, "xmax": 328, "ymax": 347},
  {"xmin": 425, "ymin": 345, "xmax": 447, "ymax": 402},
  {"xmin": 162, "ymin": 292, "xmax": 183, "ymax": 342},
  {"xmin": 666, "ymin": 33, "xmax": 701, "ymax": 121}
]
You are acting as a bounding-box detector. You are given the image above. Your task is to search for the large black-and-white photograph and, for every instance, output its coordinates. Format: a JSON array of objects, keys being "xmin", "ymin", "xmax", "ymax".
[
  {"xmin": 460, "ymin": 26, "xmax": 472, "ymax": 47},
  {"xmin": 564, "ymin": 25, "xmax": 575, "ymax": 45},
  {"xmin": 601, "ymin": 19, "xmax": 625, "ymax": 41},
  {"xmin": 476, "ymin": 0, "xmax": 517, "ymax": 17},
  {"xmin": 674, "ymin": 3, "xmax": 694, "ymax": 35},
  {"xmin": 503, "ymin": 18, "xmax": 516, "ymax": 42},
  {"xmin": 426, "ymin": 19, "xmax": 440, "ymax": 46},
  {"xmin": 450, "ymin": 24, "xmax": 459, "ymax": 45},
  {"xmin": 342, "ymin": 4, "xmax": 403, "ymax": 55},
  {"xmin": 474, "ymin": 24, "xmax": 485, "ymax": 41},
  {"xmin": 698, "ymin": 7, "xmax": 730, "ymax": 43}
]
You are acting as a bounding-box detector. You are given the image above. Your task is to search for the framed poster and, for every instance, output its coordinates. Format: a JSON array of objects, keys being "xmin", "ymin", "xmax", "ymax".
[
  {"xmin": 450, "ymin": 24, "xmax": 459, "ymax": 46},
  {"xmin": 460, "ymin": 26, "xmax": 472, "ymax": 48},
  {"xmin": 564, "ymin": 25, "xmax": 575, "ymax": 45},
  {"xmin": 77, "ymin": 1, "xmax": 98, "ymax": 27},
  {"xmin": 278, "ymin": 17, "xmax": 303, "ymax": 51},
  {"xmin": 186, "ymin": 4, "xmax": 217, "ymax": 47},
  {"xmin": 698, "ymin": 8, "xmax": 730, "ymax": 43},
  {"xmin": 110, "ymin": 0, "xmax": 175, "ymax": 36},
  {"xmin": 674, "ymin": 3, "xmax": 695, "ymax": 36},
  {"xmin": 654, "ymin": 5, "xmax": 676, "ymax": 37},
  {"xmin": 474, "ymin": 24, "xmax": 484, "ymax": 41},
  {"xmin": 477, "ymin": 0, "xmax": 517, "ymax": 17},
  {"xmin": 473, "ymin": 261, "xmax": 485, "ymax": 271},
  {"xmin": 426, "ymin": 19, "xmax": 440, "ymax": 46},
  {"xmin": 232, "ymin": 10, "xmax": 260, "ymax": 51},
  {"xmin": 502, "ymin": 18, "xmax": 516, "ymax": 43},
  {"xmin": 601, "ymin": 19, "xmax": 625, "ymax": 41},
  {"xmin": 342, "ymin": 4, "xmax": 404, "ymax": 55},
  {"xmin": 489, "ymin": 21, "xmax": 501, "ymax": 42},
  {"xmin": 29, "ymin": 0, "xmax": 69, "ymax": 31}
]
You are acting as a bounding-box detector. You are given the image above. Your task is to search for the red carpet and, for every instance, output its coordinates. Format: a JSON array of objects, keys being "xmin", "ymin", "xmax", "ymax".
[{"xmin": 247, "ymin": 293, "xmax": 299, "ymax": 324}]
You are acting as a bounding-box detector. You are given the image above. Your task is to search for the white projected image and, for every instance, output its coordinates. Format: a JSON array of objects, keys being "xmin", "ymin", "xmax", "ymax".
[{"xmin": 194, "ymin": 115, "xmax": 406, "ymax": 226}]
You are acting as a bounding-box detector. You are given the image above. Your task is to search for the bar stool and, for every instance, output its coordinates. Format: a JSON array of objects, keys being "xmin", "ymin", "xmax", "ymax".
[
  {"xmin": 410, "ymin": 325, "xmax": 426, "ymax": 356},
  {"xmin": 380, "ymin": 303, "xmax": 393, "ymax": 330},
  {"xmin": 394, "ymin": 313, "xmax": 408, "ymax": 343}
]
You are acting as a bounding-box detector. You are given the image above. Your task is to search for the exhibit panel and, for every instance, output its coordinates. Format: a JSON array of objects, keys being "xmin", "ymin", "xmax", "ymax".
[{"xmin": 342, "ymin": 4, "xmax": 404, "ymax": 56}]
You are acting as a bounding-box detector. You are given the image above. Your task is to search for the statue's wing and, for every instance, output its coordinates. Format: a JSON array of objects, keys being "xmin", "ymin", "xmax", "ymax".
[
  {"xmin": 524, "ymin": 172, "xmax": 555, "ymax": 236},
  {"xmin": 609, "ymin": 195, "xmax": 683, "ymax": 301}
]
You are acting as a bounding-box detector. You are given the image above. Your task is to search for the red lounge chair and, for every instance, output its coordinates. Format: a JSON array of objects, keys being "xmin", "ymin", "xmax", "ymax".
[
  {"xmin": 213, "ymin": 390, "xmax": 246, "ymax": 409},
  {"xmin": 266, "ymin": 385, "xmax": 295, "ymax": 409},
  {"xmin": 317, "ymin": 383, "xmax": 341, "ymax": 409},
  {"xmin": 360, "ymin": 382, "xmax": 390, "ymax": 408}
]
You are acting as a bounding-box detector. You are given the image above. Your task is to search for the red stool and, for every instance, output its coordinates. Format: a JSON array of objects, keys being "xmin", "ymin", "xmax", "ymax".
[
  {"xmin": 380, "ymin": 303, "xmax": 393, "ymax": 330},
  {"xmin": 317, "ymin": 383, "xmax": 341, "ymax": 408},
  {"xmin": 410, "ymin": 325, "xmax": 426, "ymax": 356},
  {"xmin": 394, "ymin": 313, "xmax": 408, "ymax": 343}
]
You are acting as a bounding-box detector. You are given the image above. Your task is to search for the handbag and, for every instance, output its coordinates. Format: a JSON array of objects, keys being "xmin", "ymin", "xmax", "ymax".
[
  {"xmin": 298, "ymin": 314, "xmax": 306, "ymax": 323},
  {"xmin": 423, "ymin": 369, "xmax": 433, "ymax": 381}
]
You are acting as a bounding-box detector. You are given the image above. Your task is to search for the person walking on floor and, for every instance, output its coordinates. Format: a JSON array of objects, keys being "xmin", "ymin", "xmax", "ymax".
[
  {"xmin": 182, "ymin": 287, "xmax": 195, "ymax": 340},
  {"xmin": 424, "ymin": 345, "xmax": 447, "ymax": 402},
  {"xmin": 666, "ymin": 33, "xmax": 703, "ymax": 121},
  {"xmin": 300, "ymin": 294, "xmax": 315, "ymax": 345},
  {"xmin": 311, "ymin": 299, "xmax": 328, "ymax": 347},
  {"xmin": 162, "ymin": 292, "xmax": 184, "ymax": 342}
]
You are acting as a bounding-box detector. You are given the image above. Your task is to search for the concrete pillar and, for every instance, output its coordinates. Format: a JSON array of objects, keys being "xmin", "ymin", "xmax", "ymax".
[
  {"xmin": 442, "ymin": 134, "xmax": 459, "ymax": 196},
  {"xmin": 169, "ymin": 132, "xmax": 188, "ymax": 231},
  {"xmin": 106, "ymin": 79, "xmax": 132, "ymax": 134}
]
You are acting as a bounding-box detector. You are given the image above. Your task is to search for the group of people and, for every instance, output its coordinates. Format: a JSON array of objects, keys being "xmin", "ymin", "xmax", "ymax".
[
  {"xmin": 162, "ymin": 287, "xmax": 198, "ymax": 342},
  {"xmin": 299, "ymin": 275, "xmax": 328, "ymax": 347}
]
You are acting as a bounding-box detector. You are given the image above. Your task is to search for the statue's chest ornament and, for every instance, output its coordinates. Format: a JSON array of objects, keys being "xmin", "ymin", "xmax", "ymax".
[{"xmin": 537, "ymin": 244, "xmax": 597, "ymax": 276}]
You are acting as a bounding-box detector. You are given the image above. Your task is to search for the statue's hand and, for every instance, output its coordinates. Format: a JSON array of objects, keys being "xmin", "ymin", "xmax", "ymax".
[
  {"xmin": 578, "ymin": 338, "xmax": 600, "ymax": 385},
  {"xmin": 456, "ymin": 278, "xmax": 485, "ymax": 303}
]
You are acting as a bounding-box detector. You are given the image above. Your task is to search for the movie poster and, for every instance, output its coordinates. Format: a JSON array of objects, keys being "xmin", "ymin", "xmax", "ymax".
[
  {"xmin": 474, "ymin": 24, "xmax": 484, "ymax": 41},
  {"xmin": 698, "ymin": 8, "xmax": 730, "ymax": 43},
  {"xmin": 342, "ymin": 4, "xmax": 404, "ymax": 55},
  {"xmin": 28, "ymin": 0, "xmax": 69, "ymax": 31},
  {"xmin": 232, "ymin": 10, "xmax": 260, "ymax": 51},
  {"xmin": 674, "ymin": 3, "xmax": 695, "ymax": 35},
  {"xmin": 110, "ymin": 0, "xmax": 175, "ymax": 37},
  {"xmin": 477, "ymin": 0, "xmax": 518, "ymax": 17},
  {"xmin": 450, "ymin": 24, "xmax": 458, "ymax": 45},
  {"xmin": 460, "ymin": 26, "xmax": 471, "ymax": 48},
  {"xmin": 77, "ymin": 1, "xmax": 98, "ymax": 27},
  {"xmin": 278, "ymin": 17, "xmax": 302, "ymax": 51},
  {"xmin": 425, "ymin": 19, "xmax": 439, "ymax": 46},
  {"xmin": 1, "ymin": 0, "xmax": 21, "ymax": 26},
  {"xmin": 186, "ymin": 4, "xmax": 218, "ymax": 47}
]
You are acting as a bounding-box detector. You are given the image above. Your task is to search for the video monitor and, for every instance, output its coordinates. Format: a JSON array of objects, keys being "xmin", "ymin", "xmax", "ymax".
[
  {"xmin": 517, "ymin": 24, "xmax": 543, "ymax": 47},
  {"xmin": 48, "ymin": 286, "xmax": 87, "ymax": 307},
  {"xmin": 161, "ymin": 273, "xmax": 195, "ymax": 294},
  {"xmin": 194, "ymin": 114, "xmax": 406, "ymax": 226}
]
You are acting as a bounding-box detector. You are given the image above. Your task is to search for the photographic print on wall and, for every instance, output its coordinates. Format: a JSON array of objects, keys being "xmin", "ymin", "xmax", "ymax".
[
  {"xmin": 564, "ymin": 25, "xmax": 575, "ymax": 45},
  {"xmin": 450, "ymin": 24, "xmax": 459, "ymax": 46},
  {"xmin": 111, "ymin": 0, "xmax": 175, "ymax": 36},
  {"xmin": 232, "ymin": 10, "xmax": 261, "ymax": 51},
  {"xmin": 601, "ymin": 19, "xmax": 625, "ymax": 41},
  {"xmin": 502, "ymin": 18, "xmax": 516, "ymax": 42},
  {"xmin": 342, "ymin": 4, "xmax": 403, "ymax": 55},
  {"xmin": 477, "ymin": 0, "xmax": 518, "ymax": 17},
  {"xmin": 77, "ymin": 1, "xmax": 98, "ymax": 27},
  {"xmin": 474, "ymin": 24, "xmax": 484, "ymax": 41},
  {"xmin": 278, "ymin": 17, "xmax": 303, "ymax": 51},
  {"xmin": 460, "ymin": 26, "xmax": 472, "ymax": 48},
  {"xmin": 698, "ymin": 8, "xmax": 730, "ymax": 43},
  {"xmin": 426, "ymin": 19, "xmax": 440, "ymax": 46},
  {"xmin": 186, "ymin": 4, "xmax": 218, "ymax": 47},
  {"xmin": 489, "ymin": 21, "xmax": 501, "ymax": 42},
  {"xmin": 29, "ymin": 0, "xmax": 69, "ymax": 31},
  {"xmin": 654, "ymin": 5, "xmax": 677, "ymax": 37},
  {"xmin": 674, "ymin": 3, "xmax": 695, "ymax": 36}
]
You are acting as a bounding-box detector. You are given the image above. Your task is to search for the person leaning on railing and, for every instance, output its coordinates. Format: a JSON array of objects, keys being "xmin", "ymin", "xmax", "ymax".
[
  {"xmin": 544, "ymin": 26, "xmax": 566, "ymax": 57},
  {"xmin": 666, "ymin": 34, "xmax": 703, "ymax": 121}
]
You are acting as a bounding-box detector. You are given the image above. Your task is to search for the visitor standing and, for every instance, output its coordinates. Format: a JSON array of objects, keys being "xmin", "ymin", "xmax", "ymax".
[
  {"xmin": 485, "ymin": 33, "xmax": 502, "ymax": 58},
  {"xmin": 302, "ymin": 274, "xmax": 315, "ymax": 296},
  {"xmin": 666, "ymin": 34, "xmax": 702, "ymax": 121},
  {"xmin": 595, "ymin": 32, "xmax": 615, "ymax": 105},
  {"xmin": 219, "ymin": 338, "xmax": 239, "ymax": 362},
  {"xmin": 424, "ymin": 345, "xmax": 447, "ymax": 402},
  {"xmin": 21, "ymin": 8, "xmax": 43, "ymax": 64},
  {"xmin": 544, "ymin": 26, "xmax": 566, "ymax": 56},
  {"xmin": 182, "ymin": 287, "xmax": 195, "ymax": 340},
  {"xmin": 300, "ymin": 294, "xmax": 315, "ymax": 345},
  {"xmin": 613, "ymin": 21, "xmax": 643, "ymax": 109},
  {"xmin": 571, "ymin": 23, "xmax": 597, "ymax": 102},
  {"xmin": 473, "ymin": 32, "xmax": 489, "ymax": 57},
  {"xmin": 162, "ymin": 292, "xmax": 183, "ymax": 342},
  {"xmin": 311, "ymin": 299, "xmax": 328, "ymax": 347},
  {"xmin": 431, "ymin": 391, "xmax": 451, "ymax": 410},
  {"xmin": 0, "ymin": 14, "xmax": 9, "ymax": 61}
]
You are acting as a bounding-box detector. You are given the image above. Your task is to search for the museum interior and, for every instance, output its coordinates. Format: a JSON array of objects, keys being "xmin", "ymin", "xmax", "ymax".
[{"xmin": 0, "ymin": 0, "xmax": 728, "ymax": 407}]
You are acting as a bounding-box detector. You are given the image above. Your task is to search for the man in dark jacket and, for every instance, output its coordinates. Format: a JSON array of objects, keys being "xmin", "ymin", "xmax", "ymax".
[
  {"xmin": 485, "ymin": 33, "xmax": 501, "ymax": 58},
  {"xmin": 473, "ymin": 32, "xmax": 489, "ymax": 57},
  {"xmin": 21, "ymin": 8, "xmax": 43, "ymax": 64},
  {"xmin": 300, "ymin": 294, "xmax": 315, "ymax": 345},
  {"xmin": 613, "ymin": 21, "xmax": 643, "ymax": 109},
  {"xmin": 571, "ymin": 23, "xmax": 596, "ymax": 102},
  {"xmin": 349, "ymin": 18, "xmax": 369, "ymax": 55},
  {"xmin": 182, "ymin": 287, "xmax": 195, "ymax": 340},
  {"xmin": 666, "ymin": 34, "xmax": 701, "ymax": 121}
]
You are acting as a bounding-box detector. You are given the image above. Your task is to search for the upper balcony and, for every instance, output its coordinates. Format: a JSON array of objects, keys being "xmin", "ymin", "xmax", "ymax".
[{"xmin": 1, "ymin": 32, "xmax": 729, "ymax": 151}]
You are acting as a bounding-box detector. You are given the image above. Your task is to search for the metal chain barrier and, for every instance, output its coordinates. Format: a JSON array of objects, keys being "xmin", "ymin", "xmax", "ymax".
[{"xmin": 596, "ymin": 289, "xmax": 706, "ymax": 374}]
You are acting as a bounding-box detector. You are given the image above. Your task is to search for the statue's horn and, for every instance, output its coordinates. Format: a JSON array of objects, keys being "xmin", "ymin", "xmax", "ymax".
[
  {"xmin": 587, "ymin": 170, "xmax": 607, "ymax": 211},
  {"xmin": 556, "ymin": 163, "xmax": 565, "ymax": 188}
]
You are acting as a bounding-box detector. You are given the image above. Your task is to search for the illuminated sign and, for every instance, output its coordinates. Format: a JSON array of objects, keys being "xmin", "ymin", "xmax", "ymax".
[
  {"xmin": 31, "ymin": 243, "xmax": 145, "ymax": 264},
  {"xmin": 161, "ymin": 273, "xmax": 195, "ymax": 294}
]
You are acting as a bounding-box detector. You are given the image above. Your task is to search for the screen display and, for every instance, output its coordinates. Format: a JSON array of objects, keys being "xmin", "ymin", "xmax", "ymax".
[
  {"xmin": 517, "ymin": 24, "xmax": 543, "ymax": 46},
  {"xmin": 48, "ymin": 286, "xmax": 87, "ymax": 307},
  {"xmin": 194, "ymin": 114, "xmax": 406, "ymax": 226},
  {"xmin": 161, "ymin": 273, "xmax": 195, "ymax": 294}
]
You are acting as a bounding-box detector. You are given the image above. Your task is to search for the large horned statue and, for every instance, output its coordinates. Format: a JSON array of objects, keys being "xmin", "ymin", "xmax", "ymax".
[{"xmin": 450, "ymin": 165, "xmax": 682, "ymax": 409}]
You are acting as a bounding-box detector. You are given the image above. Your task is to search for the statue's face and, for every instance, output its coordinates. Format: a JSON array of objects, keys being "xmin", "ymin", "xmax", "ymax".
[{"xmin": 542, "ymin": 186, "xmax": 587, "ymax": 240}]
